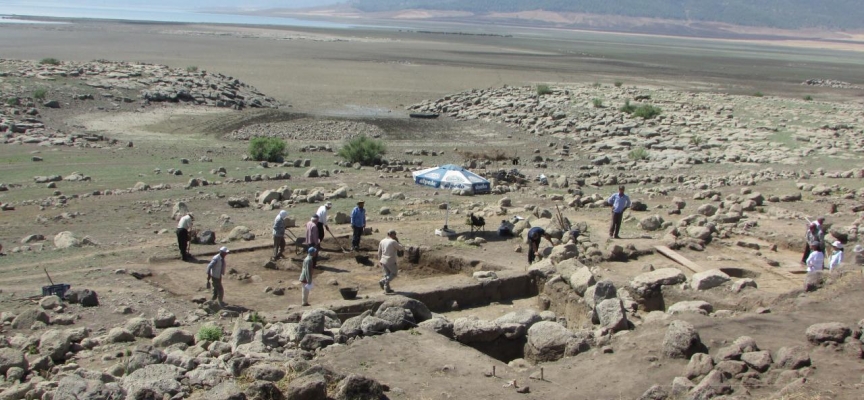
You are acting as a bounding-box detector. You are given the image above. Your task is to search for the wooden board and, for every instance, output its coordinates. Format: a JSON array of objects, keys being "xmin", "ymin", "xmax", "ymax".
[{"xmin": 654, "ymin": 245, "xmax": 709, "ymax": 273}]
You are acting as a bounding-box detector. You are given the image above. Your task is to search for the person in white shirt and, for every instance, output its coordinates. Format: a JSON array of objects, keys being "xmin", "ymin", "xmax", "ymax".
[
  {"xmin": 176, "ymin": 213, "xmax": 194, "ymax": 261},
  {"xmin": 805, "ymin": 243, "xmax": 824, "ymax": 272},
  {"xmin": 315, "ymin": 202, "xmax": 333, "ymax": 244},
  {"xmin": 828, "ymin": 241, "xmax": 844, "ymax": 271},
  {"xmin": 206, "ymin": 247, "xmax": 229, "ymax": 306},
  {"xmin": 377, "ymin": 230, "xmax": 404, "ymax": 294}
]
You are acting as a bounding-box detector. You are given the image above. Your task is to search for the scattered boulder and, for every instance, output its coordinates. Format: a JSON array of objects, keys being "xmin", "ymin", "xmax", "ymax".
[
  {"xmin": 663, "ymin": 320, "xmax": 707, "ymax": 359},
  {"xmin": 152, "ymin": 328, "xmax": 194, "ymax": 348},
  {"xmin": 125, "ymin": 317, "xmax": 156, "ymax": 338},
  {"xmin": 453, "ymin": 317, "xmax": 503, "ymax": 343},
  {"xmin": 0, "ymin": 348, "xmax": 26, "ymax": 376},
  {"xmin": 54, "ymin": 231, "xmax": 82, "ymax": 249},
  {"xmin": 595, "ymin": 298, "xmax": 629, "ymax": 332},
  {"xmin": 690, "ymin": 269, "xmax": 730, "ymax": 290},
  {"xmin": 740, "ymin": 351, "xmax": 773, "ymax": 372},
  {"xmin": 667, "ymin": 301, "xmax": 713, "ymax": 315},
  {"xmin": 684, "ymin": 353, "xmax": 714, "ymax": 379},
  {"xmin": 805, "ymin": 322, "xmax": 851, "ymax": 344},
  {"xmin": 569, "ymin": 267, "xmax": 596, "ymax": 296},
  {"xmin": 375, "ymin": 296, "xmax": 433, "ymax": 323},
  {"xmin": 639, "ymin": 215, "xmax": 664, "ymax": 231},
  {"xmin": 333, "ymin": 374, "xmax": 385, "ymax": 400},
  {"xmin": 630, "ymin": 268, "xmax": 686, "ymax": 296},
  {"xmin": 775, "ymin": 346, "xmax": 811, "ymax": 369},
  {"xmin": 65, "ymin": 289, "xmax": 99, "ymax": 307},
  {"xmin": 524, "ymin": 321, "xmax": 574, "ymax": 363}
]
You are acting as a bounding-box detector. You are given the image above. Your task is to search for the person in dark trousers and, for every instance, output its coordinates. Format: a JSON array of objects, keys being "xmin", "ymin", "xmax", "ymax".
[
  {"xmin": 315, "ymin": 202, "xmax": 333, "ymax": 244},
  {"xmin": 802, "ymin": 223, "xmax": 820, "ymax": 263},
  {"xmin": 606, "ymin": 186, "xmax": 631, "ymax": 239},
  {"xmin": 176, "ymin": 212, "xmax": 194, "ymax": 261},
  {"xmin": 206, "ymin": 247, "xmax": 229, "ymax": 306},
  {"xmin": 350, "ymin": 200, "xmax": 366, "ymax": 251},
  {"xmin": 527, "ymin": 226, "xmax": 553, "ymax": 265},
  {"xmin": 272, "ymin": 210, "xmax": 288, "ymax": 260}
]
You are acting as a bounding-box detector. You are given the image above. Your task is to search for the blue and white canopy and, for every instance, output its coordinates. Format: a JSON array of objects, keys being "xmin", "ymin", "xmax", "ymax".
[{"xmin": 412, "ymin": 164, "xmax": 490, "ymax": 194}]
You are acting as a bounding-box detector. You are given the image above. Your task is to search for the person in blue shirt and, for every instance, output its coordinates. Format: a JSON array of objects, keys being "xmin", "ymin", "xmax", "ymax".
[
  {"xmin": 350, "ymin": 200, "xmax": 366, "ymax": 251},
  {"xmin": 607, "ymin": 185, "xmax": 631, "ymax": 239},
  {"xmin": 527, "ymin": 226, "xmax": 553, "ymax": 265}
]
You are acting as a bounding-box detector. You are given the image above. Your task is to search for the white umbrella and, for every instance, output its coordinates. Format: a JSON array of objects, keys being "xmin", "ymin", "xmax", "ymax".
[{"xmin": 412, "ymin": 164, "xmax": 490, "ymax": 231}]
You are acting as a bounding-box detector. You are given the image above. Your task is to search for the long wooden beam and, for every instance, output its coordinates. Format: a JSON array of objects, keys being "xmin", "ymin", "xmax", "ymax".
[{"xmin": 654, "ymin": 245, "xmax": 709, "ymax": 273}]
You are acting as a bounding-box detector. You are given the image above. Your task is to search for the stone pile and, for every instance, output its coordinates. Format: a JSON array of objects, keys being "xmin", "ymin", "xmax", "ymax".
[
  {"xmin": 801, "ymin": 78, "xmax": 864, "ymax": 90},
  {"xmin": 227, "ymin": 119, "xmax": 383, "ymax": 141},
  {"xmin": 408, "ymin": 84, "xmax": 864, "ymax": 171}
]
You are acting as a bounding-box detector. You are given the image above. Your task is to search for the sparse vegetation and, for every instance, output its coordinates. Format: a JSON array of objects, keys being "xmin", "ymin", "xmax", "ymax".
[
  {"xmin": 186, "ymin": 65, "xmax": 198, "ymax": 73},
  {"xmin": 337, "ymin": 136, "xmax": 386, "ymax": 166},
  {"xmin": 33, "ymin": 88, "xmax": 47, "ymax": 100},
  {"xmin": 803, "ymin": 95, "xmax": 814, "ymax": 101},
  {"xmin": 620, "ymin": 99, "xmax": 636, "ymax": 114},
  {"xmin": 592, "ymin": 98, "xmax": 604, "ymax": 108},
  {"xmin": 196, "ymin": 325, "xmax": 223, "ymax": 341},
  {"xmin": 39, "ymin": 57, "xmax": 61, "ymax": 65},
  {"xmin": 536, "ymin": 84, "xmax": 552, "ymax": 96},
  {"xmin": 248, "ymin": 137, "xmax": 287, "ymax": 162},
  {"xmin": 690, "ymin": 135, "xmax": 704, "ymax": 146},
  {"xmin": 591, "ymin": 82, "xmax": 601, "ymax": 88},
  {"xmin": 614, "ymin": 80, "xmax": 623, "ymax": 88},
  {"xmin": 628, "ymin": 146, "xmax": 649, "ymax": 161},
  {"xmin": 633, "ymin": 104, "xmax": 663, "ymax": 119},
  {"xmin": 753, "ymin": 91, "xmax": 764, "ymax": 97},
  {"xmin": 249, "ymin": 311, "xmax": 266, "ymax": 324},
  {"xmin": 5, "ymin": 97, "xmax": 19, "ymax": 106}
]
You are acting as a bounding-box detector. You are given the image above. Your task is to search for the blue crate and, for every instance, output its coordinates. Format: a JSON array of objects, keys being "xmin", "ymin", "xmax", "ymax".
[{"xmin": 42, "ymin": 284, "xmax": 70, "ymax": 299}]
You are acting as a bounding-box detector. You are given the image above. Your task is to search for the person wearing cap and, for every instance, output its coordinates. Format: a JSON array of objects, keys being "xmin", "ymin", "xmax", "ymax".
[
  {"xmin": 176, "ymin": 212, "xmax": 194, "ymax": 261},
  {"xmin": 299, "ymin": 247, "xmax": 316, "ymax": 306},
  {"xmin": 350, "ymin": 200, "xmax": 366, "ymax": 251},
  {"xmin": 526, "ymin": 226, "xmax": 554, "ymax": 265},
  {"xmin": 377, "ymin": 230, "xmax": 404, "ymax": 294},
  {"xmin": 316, "ymin": 202, "xmax": 333, "ymax": 244},
  {"xmin": 206, "ymin": 247, "xmax": 229, "ymax": 306},
  {"xmin": 828, "ymin": 241, "xmax": 844, "ymax": 271},
  {"xmin": 272, "ymin": 210, "xmax": 288, "ymax": 260},
  {"xmin": 305, "ymin": 215, "xmax": 321, "ymax": 260},
  {"xmin": 606, "ymin": 185, "xmax": 631, "ymax": 239},
  {"xmin": 805, "ymin": 243, "xmax": 824, "ymax": 272}
]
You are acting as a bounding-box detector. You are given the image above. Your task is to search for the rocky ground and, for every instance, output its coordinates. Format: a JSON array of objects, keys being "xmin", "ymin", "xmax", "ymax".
[{"xmin": 1, "ymin": 21, "xmax": 864, "ymax": 400}]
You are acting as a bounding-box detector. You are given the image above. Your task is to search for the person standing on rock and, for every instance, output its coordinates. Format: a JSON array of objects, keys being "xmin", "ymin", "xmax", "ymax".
[
  {"xmin": 828, "ymin": 241, "xmax": 844, "ymax": 271},
  {"xmin": 377, "ymin": 230, "xmax": 404, "ymax": 294},
  {"xmin": 176, "ymin": 212, "xmax": 194, "ymax": 261},
  {"xmin": 206, "ymin": 247, "xmax": 229, "ymax": 306},
  {"xmin": 527, "ymin": 226, "xmax": 553, "ymax": 265},
  {"xmin": 316, "ymin": 202, "xmax": 333, "ymax": 245},
  {"xmin": 606, "ymin": 185, "xmax": 631, "ymax": 239},
  {"xmin": 805, "ymin": 243, "xmax": 824, "ymax": 272},
  {"xmin": 350, "ymin": 200, "xmax": 366, "ymax": 251},
  {"xmin": 299, "ymin": 247, "xmax": 316, "ymax": 306},
  {"xmin": 272, "ymin": 210, "xmax": 288, "ymax": 260}
]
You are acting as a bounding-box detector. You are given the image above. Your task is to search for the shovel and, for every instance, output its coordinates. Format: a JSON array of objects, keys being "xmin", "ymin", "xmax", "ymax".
[{"xmin": 328, "ymin": 229, "xmax": 350, "ymax": 253}]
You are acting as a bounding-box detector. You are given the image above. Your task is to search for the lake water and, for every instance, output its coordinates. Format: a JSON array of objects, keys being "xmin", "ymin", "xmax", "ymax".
[{"xmin": 0, "ymin": 2, "xmax": 356, "ymax": 29}]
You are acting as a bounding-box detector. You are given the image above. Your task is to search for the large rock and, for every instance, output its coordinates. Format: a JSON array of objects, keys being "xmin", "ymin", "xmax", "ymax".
[
  {"xmin": 206, "ymin": 381, "xmax": 247, "ymax": 400},
  {"xmin": 637, "ymin": 385, "xmax": 669, "ymax": 400},
  {"xmin": 417, "ymin": 317, "xmax": 454, "ymax": 338},
  {"xmin": 39, "ymin": 329, "xmax": 74, "ymax": 362},
  {"xmin": 299, "ymin": 334, "xmax": 335, "ymax": 351},
  {"xmin": 696, "ymin": 204, "xmax": 718, "ymax": 217},
  {"xmin": 377, "ymin": 307, "xmax": 415, "ymax": 331},
  {"xmin": 688, "ymin": 370, "xmax": 731, "ymax": 399},
  {"xmin": 360, "ymin": 316, "xmax": 392, "ymax": 336},
  {"xmin": 690, "ymin": 269, "xmax": 730, "ymax": 290},
  {"xmin": 592, "ymin": 280, "xmax": 617, "ymax": 306},
  {"xmin": 453, "ymin": 317, "xmax": 502, "ymax": 343},
  {"xmin": 106, "ymin": 328, "xmax": 135, "ymax": 343},
  {"xmin": 151, "ymin": 328, "xmax": 194, "ymax": 348},
  {"xmin": 228, "ymin": 197, "xmax": 250, "ymax": 208},
  {"xmin": 639, "ymin": 215, "xmax": 664, "ymax": 231},
  {"xmin": 775, "ymin": 346, "xmax": 811, "ymax": 369},
  {"xmin": 339, "ymin": 311, "xmax": 371, "ymax": 339},
  {"xmin": 54, "ymin": 375, "xmax": 124, "ymax": 400},
  {"xmin": 494, "ymin": 309, "xmax": 542, "ymax": 329},
  {"xmin": 663, "ymin": 320, "xmax": 707, "ymax": 359},
  {"xmin": 524, "ymin": 321, "xmax": 574, "ymax": 363},
  {"xmin": 54, "ymin": 231, "xmax": 82, "ymax": 249},
  {"xmin": 630, "ymin": 268, "xmax": 686, "ymax": 296},
  {"xmin": 10, "ymin": 308, "xmax": 50, "ymax": 329},
  {"xmin": 740, "ymin": 351, "xmax": 773, "ymax": 372},
  {"xmin": 126, "ymin": 345, "xmax": 167, "ymax": 374},
  {"xmin": 258, "ymin": 190, "xmax": 281, "ymax": 204},
  {"xmin": 684, "ymin": 353, "xmax": 714, "ymax": 379},
  {"xmin": 122, "ymin": 364, "xmax": 184, "ymax": 399},
  {"xmin": 595, "ymin": 298, "xmax": 629, "ymax": 332},
  {"xmin": 64, "ymin": 288, "xmax": 99, "ymax": 307},
  {"xmin": 375, "ymin": 296, "xmax": 433, "ymax": 322},
  {"xmin": 245, "ymin": 364, "xmax": 286, "ymax": 382},
  {"xmin": 0, "ymin": 348, "xmax": 26, "ymax": 376},
  {"xmin": 805, "ymin": 322, "xmax": 851, "ymax": 343},
  {"xmin": 569, "ymin": 267, "xmax": 596, "ymax": 296},
  {"xmin": 153, "ymin": 308, "xmax": 177, "ymax": 329},
  {"xmin": 667, "ymin": 301, "xmax": 713, "ymax": 315},
  {"xmin": 125, "ymin": 317, "xmax": 155, "ymax": 338},
  {"xmin": 228, "ymin": 226, "xmax": 254, "ymax": 241},
  {"xmin": 549, "ymin": 243, "xmax": 578, "ymax": 264},
  {"xmin": 285, "ymin": 373, "xmax": 327, "ymax": 400},
  {"xmin": 333, "ymin": 374, "xmax": 384, "ymax": 400},
  {"xmin": 244, "ymin": 381, "xmax": 284, "ymax": 400}
]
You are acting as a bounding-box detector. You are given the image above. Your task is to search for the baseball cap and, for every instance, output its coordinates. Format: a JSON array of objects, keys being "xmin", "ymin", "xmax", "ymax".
[
  {"xmin": 325, "ymin": 202, "xmax": 333, "ymax": 207},
  {"xmin": 307, "ymin": 247, "xmax": 317, "ymax": 254},
  {"xmin": 219, "ymin": 246, "xmax": 229, "ymax": 253},
  {"xmin": 388, "ymin": 229, "xmax": 397, "ymax": 235}
]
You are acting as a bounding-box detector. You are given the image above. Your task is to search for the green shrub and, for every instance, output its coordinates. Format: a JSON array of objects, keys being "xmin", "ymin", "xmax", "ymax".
[
  {"xmin": 33, "ymin": 88, "xmax": 47, "ymax": 100},
  {"xmin": 628, "ymin": 147, "xmax": 649, "ymax": 161},
  {"xmin": 337, "ymin": 136, "xmax": 386, "ymax": 166},
  {"xmin": 196, "ymin": 325, "xmax": 223, "ymax": 341},
  {"xmin": 753, "ymin": 91, "xmax": 764, "ymax": 97},
  {"xmin": 248, "ymin": 137, "xmax": 287, "ymax": 162},
  {"xmin": 536, "ymin": 84, "xmax": 552, "ymax": 96},
  {"xmin": 186, "ymin": 65, "xmax": 198, "ymax": 73},
  {"xmin": 5, "ymin": 97, "xmax": 19, "ymax": 106},
  {"xmin": 690, "ymin": 135, "xmax": 704, "ymax": 146},
  {"xmin": 249, "ymin": 312, "xmax": 265, "ymax": 324},
  {"xmin": 592, "ymin": 98, "xmax": 603, "ymax": 108},
  {"xmin": 39, "ymin": 57, "xmax": 60, "ymax": 66},
  {"xmin": 633, "ymin": 104, "xmax": 662, "ymax": 119},
  {"xmin": 803, "ymin": 95, "xmax": 813, "ymax": 101},
  {"xmin": 614, "ymin": 81, "xmax": 623, "ymax": 88},
  {"xmin": 619, "ymin": 99, "xmax": 636, "ymax": 114}
]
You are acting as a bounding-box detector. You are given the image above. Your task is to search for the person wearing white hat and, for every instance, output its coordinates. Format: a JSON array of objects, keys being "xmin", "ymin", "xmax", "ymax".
[
  {"xmin": 315, "ymin": 202, "xmax": 333, "ymax": 244},
  {"xmin": 206, "ymin": 247, "xmax": 229, "ymax": 306},
  {"xmin": 829, "ymin": 241, "xmax": 844, "ymax": 271},
  {"xmin": 176, "ymin": 212, "xmax": 194, "ymax": 261},
  {"xmin": 377, "ymin": 230, "xmax": 404, "ymax": 294},
  {"xmin": 272, "ymin": 210, "xmax": 289, "ymax": 260}
]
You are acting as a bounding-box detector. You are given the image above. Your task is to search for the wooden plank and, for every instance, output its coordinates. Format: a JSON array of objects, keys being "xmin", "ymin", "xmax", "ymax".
[{"xmin": 654, "ymin": 245, "xmax": 709, "ymax": 273}]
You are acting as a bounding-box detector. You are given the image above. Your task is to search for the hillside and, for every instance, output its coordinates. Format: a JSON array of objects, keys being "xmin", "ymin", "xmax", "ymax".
[{"xmin": 349, "ymin": 0, "xmax": 864, "ymax": 30}]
